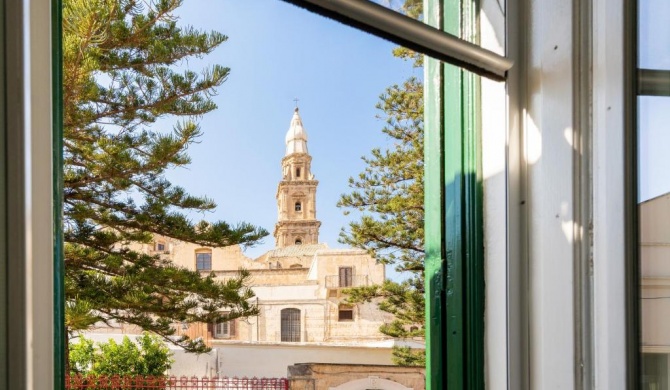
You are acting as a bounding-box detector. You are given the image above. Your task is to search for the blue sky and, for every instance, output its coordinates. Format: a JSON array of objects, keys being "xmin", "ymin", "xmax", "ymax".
[{"xmin": 164, "ymin": 1, "xmax": 420, "ymax": 263}]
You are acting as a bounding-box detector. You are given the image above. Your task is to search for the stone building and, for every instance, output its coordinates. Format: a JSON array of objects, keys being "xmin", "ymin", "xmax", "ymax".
[{"xmin": 85, "ymin": 108, "xmax": 422, "ymax": 377}]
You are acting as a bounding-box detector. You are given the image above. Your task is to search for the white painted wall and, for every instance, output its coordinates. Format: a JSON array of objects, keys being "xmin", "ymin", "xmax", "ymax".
[
  {"xmin": 168, "ymin": 350, "xmax": 219, "ymax": 378},
  {"xmin": 215, "ymin": 344, "xmax": 394, "ymax": 378}
]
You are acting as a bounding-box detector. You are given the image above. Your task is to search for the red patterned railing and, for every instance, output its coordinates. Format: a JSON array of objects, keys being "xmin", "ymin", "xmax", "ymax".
[{"xmin": 65, "ymin": 375, "xmax": 289, "ymax": 390}]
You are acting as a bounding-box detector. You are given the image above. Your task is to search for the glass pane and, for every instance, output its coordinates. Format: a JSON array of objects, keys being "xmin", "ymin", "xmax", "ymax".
[
  {"xmin": 375, "ymin": 0, "xmax": 424, "ymax": 21},
  {"xmin": 639, "ymin": 96, "xmax": 670, "ymax": 390},
  {"xmin": 639, "ymin": 0, "xmax": 670, "ymax": 70},
  {"xmin": 638, "ymin": 97, "xmax": 670, "ymax": 201}
]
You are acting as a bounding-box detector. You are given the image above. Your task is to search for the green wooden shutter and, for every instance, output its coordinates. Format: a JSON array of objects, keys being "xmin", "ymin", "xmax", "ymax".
[{"xmin": 424, "ymin": 0, "xmax": 484, "ymax": 389}]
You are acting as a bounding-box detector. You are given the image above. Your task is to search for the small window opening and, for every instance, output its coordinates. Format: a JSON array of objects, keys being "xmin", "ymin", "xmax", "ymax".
[
  {"xmin": 295, "ymin": 239, "xmax": 302, "ymax": 245},
  {"xmin": 155, "ymin": 241, "xmax": 165, "ymax": 251},
  {"xmin": 339, "ymin": 267, "xmax": 353, "ymax": 287},
  {"xmin": 196, "ymin": 251, "xmax": 212, "ymax": 271},
  {"xmin": 213, "ymin": 316, "xmax": 236, "ymax": 339},
  {"xmin": 281, "ymin": 308, "xmax": 301, "ymax": 342},
  {"xmin": 338, "ymin": 305, "xmax": 354, "ymax": 321},
  {"xmin": 295, "ymin": 202, "xmax": 302, "ymax": 211},
  {"xmin": 296, "ymin": 167, "xmax": 301, "ymax": 177}
]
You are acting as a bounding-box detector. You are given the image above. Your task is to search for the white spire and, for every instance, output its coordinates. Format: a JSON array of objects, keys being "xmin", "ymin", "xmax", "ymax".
[{"xmin": 285, "ymin": 107, "xmax": 308, "ymax": 155}]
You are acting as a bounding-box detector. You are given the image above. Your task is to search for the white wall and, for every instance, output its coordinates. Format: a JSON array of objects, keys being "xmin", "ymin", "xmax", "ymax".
[
  {"xmin": 168, "ymin": 350, "xmax": 219, "ymax": 378},
  {"xmin": 215, "ymin": 344, "xmax": 394, "ymax": 378}
]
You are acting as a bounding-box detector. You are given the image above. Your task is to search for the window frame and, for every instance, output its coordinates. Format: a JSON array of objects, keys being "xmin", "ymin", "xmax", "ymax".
[
  {"xmin": 338, "ymin": 266, "xmax": 353, "ymax": 288},
  {"xmin": 46, "ymin": 0, "xmax": 510, "ymax": 387},
  {"xmin": 280, "ymin": 308, "xmax": 301, "ymax": 342},
  {"xmin": 337, "ymin": 305, "xmax": 354, "ymax": 322},
  {"xmin": 625, "ymin": 0, "xmax": 640, "ymax": 386},
  {"xmin": 196, "ymin": 250, "xmax": 213, "ymax": 271},
  {"xmin": 279, "ymin": 0, "xmax": 511, "ymax": 81},
  {"xmin": 213, "ymin": 317, "xmax": 236, "ymax": 339},
  {"xmin": 424, "ymin": 0, "xmax": 484, "ymax": 388}
]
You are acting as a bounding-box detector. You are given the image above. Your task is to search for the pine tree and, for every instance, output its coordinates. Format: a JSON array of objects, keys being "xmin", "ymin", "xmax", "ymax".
[
  {"xmin": 338, "ymin": 0, "xmax": 425, "ymax": 366},
  {"xmin": 62, "ymin": 0, "xmax": 267, "ymax": 363}
]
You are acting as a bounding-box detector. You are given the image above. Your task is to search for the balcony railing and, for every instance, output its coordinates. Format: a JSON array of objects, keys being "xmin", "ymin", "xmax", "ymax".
[{"xmin": 324, "ymin": 275, "xmax": 368, "ymax": 289}]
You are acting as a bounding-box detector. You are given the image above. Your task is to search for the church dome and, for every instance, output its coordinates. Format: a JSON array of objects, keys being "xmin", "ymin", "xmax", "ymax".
[{"xmin": 285, "ymin": 108, "xmax": 308, "ymax": 155}]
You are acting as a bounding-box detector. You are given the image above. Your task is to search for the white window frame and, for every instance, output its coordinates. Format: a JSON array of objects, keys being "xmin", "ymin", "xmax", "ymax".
[
  {"xmin": 500, "ymin": 0, "xmax": 629, "ymax": 387},
  {"xmin": 214, "ymin": 321, "xmax": 231, "ymax": 339}
]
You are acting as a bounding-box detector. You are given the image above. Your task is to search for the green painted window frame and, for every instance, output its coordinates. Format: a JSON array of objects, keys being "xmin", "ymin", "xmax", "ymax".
[
  {"xmin": 53, "ymin": 0, "xmax": 65, "ymax": 388},
  {"xmin": 425, "ymin": 0, "xmax": 484, "ymax": 389}
]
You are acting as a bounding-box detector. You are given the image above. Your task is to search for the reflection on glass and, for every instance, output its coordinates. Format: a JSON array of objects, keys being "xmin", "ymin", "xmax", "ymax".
[
  {"xmin": 375, "ymin": 0, "xmax": 424, "ymax": 20},
  {"xmin": 639, "ymin": 0, "xmax": 670, "ymax": 70},
  {"xmin": 639, "ymin": 96, "xmax": 670, "ymax": 390}
]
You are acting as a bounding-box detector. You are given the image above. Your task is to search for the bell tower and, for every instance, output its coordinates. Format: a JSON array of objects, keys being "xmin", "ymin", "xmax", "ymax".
[{"xmin": 273, "ymin": 108, "xmax": 321, "ymax": 248}]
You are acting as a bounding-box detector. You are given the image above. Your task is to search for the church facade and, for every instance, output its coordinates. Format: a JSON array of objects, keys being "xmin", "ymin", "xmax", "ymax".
[{"xmin": 85, "ymin": 108, "xmax": 423, "ymax": 377}]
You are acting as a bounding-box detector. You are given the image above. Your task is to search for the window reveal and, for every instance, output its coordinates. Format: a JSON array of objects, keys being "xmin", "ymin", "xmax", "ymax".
[{"xmin": 280, "ymin": 308, "xmax": 301, "ymax": 342}]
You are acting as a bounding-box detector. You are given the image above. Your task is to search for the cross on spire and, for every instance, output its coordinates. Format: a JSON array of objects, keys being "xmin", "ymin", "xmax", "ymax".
[{"xmin": 293, "ymin": 98, "xmax": 299, "ymax": 109}]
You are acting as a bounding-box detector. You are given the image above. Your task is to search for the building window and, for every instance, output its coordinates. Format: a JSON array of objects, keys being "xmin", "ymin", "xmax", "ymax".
[
  {"xmin": 155, "ymin": 241, "xmax": 165, "ymax": 251},
  {"xmin": 338, "ymin": 305, "xmax": 354, "ymax": 321},
  {"xmin": 295, "ymin": 202, "xmax": 302, "ymax": 211},
  {"xmin": 296, "ymin": 167, "xmax": 301, "ymax": 177},
  {"xmin": 295, "ymin": 238, "xmax": 302, "ymax": 245},
  {"xmin": 280, "ymin": 308, "xmax": 301, "ymax": 342},
  {"xmin": 339, "ymin": 267, "xmax": 353, "ymax": 287},
  {"xmin": 196, "ymin": 251, "xmax": 212, "ymax": 271},
  {"xmin": 213, "ymin": 318, "xmax": 236, "ymax": 339}
]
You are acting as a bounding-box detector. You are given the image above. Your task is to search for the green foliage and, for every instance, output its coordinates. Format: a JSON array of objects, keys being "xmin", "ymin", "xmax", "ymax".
[
  {"xmin": 63, "ymin": 0, "xmax": 267, "ymax": 357},
  {"xmin": 338, "ymin": 78, "xmax": 423, "ymax": 272},
  {"xmin": 391, "ymin": 346, "xmax": 426, "ymax": 367},
  {"xmin": 69, "ymin": 333, "xmax": 173, "ymax": 376},
  {"xmin": 339, "ymin": 0, "xmax": 424, "ymax": 367}
]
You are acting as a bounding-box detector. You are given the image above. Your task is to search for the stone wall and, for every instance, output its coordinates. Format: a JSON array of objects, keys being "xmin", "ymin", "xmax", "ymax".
[{"xmin": 287, "ymin": 363, "xmax": 425, "ymax": 390}]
